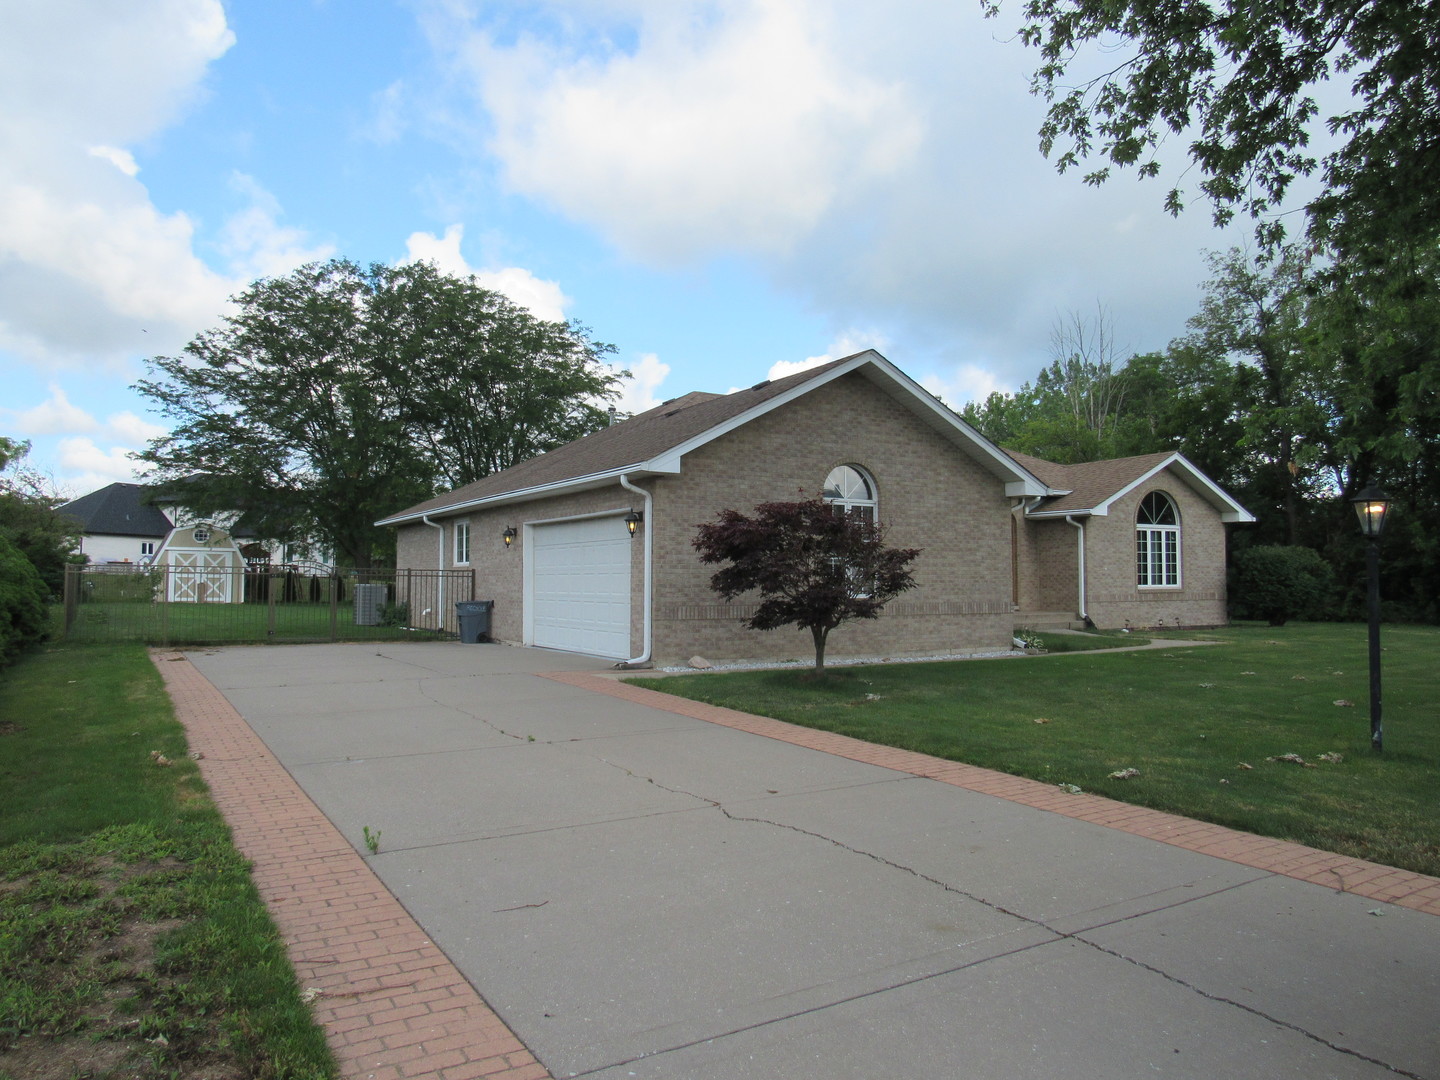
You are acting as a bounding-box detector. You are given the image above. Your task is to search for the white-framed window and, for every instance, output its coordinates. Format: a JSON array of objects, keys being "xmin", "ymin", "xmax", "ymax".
[
  {"xmin": 454, "ymin": 520, "xmax": 471, "ymax": 565},
  {"xmin": 140, "ymin": 542, "xmax": 155, "ymax": 556},
  {"xmin": 1136, "ymin": 491, "xmax": 1180, "ymax": 587},
  {"xmin": 822, "ymin": 464, "xmax": 878, "ymax": 596},
  {"xmin": 822, "ymin": 464, "xmax": 877, "ymax": 523}
]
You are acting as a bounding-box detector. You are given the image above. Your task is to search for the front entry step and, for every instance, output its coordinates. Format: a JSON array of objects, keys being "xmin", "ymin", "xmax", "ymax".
[{"xmin": 1013, "ymin": 611, "xmax": 1089, "ymax": 631}]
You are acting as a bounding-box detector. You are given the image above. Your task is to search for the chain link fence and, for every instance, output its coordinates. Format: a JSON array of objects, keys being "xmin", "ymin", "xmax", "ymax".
[{"xmin": 61, "ymin": 564, "xmax": 476, "ymax": 645}]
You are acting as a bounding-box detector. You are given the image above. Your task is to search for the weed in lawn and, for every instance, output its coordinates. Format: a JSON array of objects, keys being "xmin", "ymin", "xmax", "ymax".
[{"xmin": 0, "ymin": 644, "xmax": 336, "ymax": 1080}]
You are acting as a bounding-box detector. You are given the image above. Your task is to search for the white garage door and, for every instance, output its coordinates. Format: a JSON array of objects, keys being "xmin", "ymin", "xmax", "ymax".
[{"xmin": 529, "ymin": 516, "xmax": 633, "ymax": 658}]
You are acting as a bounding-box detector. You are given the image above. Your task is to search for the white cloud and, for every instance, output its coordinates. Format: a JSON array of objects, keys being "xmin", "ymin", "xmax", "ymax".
[
  {"xmin": 3, "ymin": 385, "xmax": 169, "ymax": 495},
  {"xmin": 429, "ymin": 0, "xmax": 923, "ymax": 261},
  {"xmin": 88, "ymin": 145, "xmax": 140, "ymax": 177},
  {"xmin": 103, "ymin": 411, "xmax": 169, "ymax": 446},
  {"xmin": 920, "ymin": 365, "xmax": 1010, "ymax": 411},
  {"xmin": 56, "ymin": 437, "xmax": 148, "ymax": 493},
  {"xmin": 8, "ymin": 385, "xmax": 98, "ymax": 436},
  {"xmin": 419, "ymin": 0, "xmax": 1250, "ymax": 387},
  {"xmin": 0, "ymin": 1, "xmax": 239, "ymax": 370},
  {"xmin": 219, "ymin": 173, "xmax": 335, "ymax": 281},
  {"xmin": 405, "ymin": 224, "xmax": 473, "ymax": 277},
  {"xmin": 403, "ymin": 224, "xmax": 572, "ymax": 322},
  {"xmin": 769, "ymin": 330, "xmax": 890, "ymax": 381},
  {"xmin": 611, "ymin": 352, "xmax": 671, "ymax": 414}
]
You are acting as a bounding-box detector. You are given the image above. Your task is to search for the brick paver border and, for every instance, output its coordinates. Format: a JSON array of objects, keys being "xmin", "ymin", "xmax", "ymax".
[
  {"xmin": 151, "ymin": 651, "xmax": 551, "ymax": 1080},
  {"xmin": 544, "ymin": 670, "xmax": 1440, "ymax": 918}
]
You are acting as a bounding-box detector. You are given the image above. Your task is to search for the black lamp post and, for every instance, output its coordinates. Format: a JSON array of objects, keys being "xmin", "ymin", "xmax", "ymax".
[{"xmin": 1350, "ymin": 486, "xmax": 1392, "ymax": 752}]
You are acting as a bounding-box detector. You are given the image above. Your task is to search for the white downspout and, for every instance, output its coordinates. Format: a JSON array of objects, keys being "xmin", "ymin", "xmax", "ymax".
[
  {"xmin": 422, "ymin": 514, "xmax": 445, "ymax": 631},
  {"xmin": 618, "ymin": 473, "xmax": 653, "ymax": 665},
  {"xmin": 1065, "ymin": 514, "xmax": 1088, "ymax": 622}
]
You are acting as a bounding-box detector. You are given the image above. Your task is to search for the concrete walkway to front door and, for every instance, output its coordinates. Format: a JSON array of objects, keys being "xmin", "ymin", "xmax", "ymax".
[{"xmin": 160, "ymin": 642, "xmax": 1440, "ymax": 1080}]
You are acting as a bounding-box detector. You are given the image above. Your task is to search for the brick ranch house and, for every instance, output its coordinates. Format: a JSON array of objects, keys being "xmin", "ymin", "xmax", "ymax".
[{"xmin": 377, "ymin": 351, "xmax": 1253, "ymax": 664}]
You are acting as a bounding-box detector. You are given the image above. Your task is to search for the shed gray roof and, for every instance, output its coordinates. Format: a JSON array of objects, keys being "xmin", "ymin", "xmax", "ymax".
[
  {"xmin": 58, "ymin": 483, "xmax": 173, "ymax": 538},
  {"xmin": 378, "ymin": 351, "xmax": 1048, "ymax": 526}
]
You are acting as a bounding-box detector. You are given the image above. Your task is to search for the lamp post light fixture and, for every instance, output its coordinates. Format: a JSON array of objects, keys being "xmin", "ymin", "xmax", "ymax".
[
  {"xmin": 502, "ymin": 527, "xmax": 517, "ymax": 548},
  {"xmin": 1350, "ymin": 485, "xmax": 1392, "ymax": 752},
  {"xmin": 624, "ymin": 510, "xmax": 643, "ymax": 538}
]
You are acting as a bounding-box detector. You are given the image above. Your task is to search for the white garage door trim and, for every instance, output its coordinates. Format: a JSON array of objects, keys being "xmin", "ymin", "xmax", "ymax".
[{"xmin": 524, "ymin": 514, "xmax": 633, "ymax": 659}]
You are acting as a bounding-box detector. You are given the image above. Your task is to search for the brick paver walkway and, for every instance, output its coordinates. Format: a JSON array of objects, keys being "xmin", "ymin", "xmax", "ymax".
[
  {"xmin": 153, "ymin": 650, "xmax": 1440, "ymax": 1080},
  {"xmin": 152, "ymin": 651, "xmax": 550, "ymax": 1080}
]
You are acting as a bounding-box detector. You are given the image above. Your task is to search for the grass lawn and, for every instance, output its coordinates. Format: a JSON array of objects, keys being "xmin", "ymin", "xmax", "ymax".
[
  {"xmin": 0, "ymin": 643, "xmax": 336, "ymax": 1079},
  {"xmin": 628, "ymin": 622, "xmax": 1440, "ymax": 877},
  {"xmin": 61, "ymin": 599, "xmax": 450, "ymax": 646}
]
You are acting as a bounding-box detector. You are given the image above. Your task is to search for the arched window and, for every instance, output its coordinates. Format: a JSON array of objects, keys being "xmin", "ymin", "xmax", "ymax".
[
  {"xmin": 1136, "ymin": 492, "xmax": 1180, "ymax": 587},
  {"xmin": 823, "ymin": 465, "xmax": 876, "ymax": 523}
]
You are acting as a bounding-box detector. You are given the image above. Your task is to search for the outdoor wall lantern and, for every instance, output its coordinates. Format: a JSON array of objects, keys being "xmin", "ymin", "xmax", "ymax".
[
  {"xmin": 502, "ymin": 527, "xmax": 517, "ymax": 548},
  {"xmin": 1350, "ymin": 485, "xmax": 1392, "ymax": 752},
  {"xmin": 624, "ymin": 510, "xmax": 643, "ymax": 537}
]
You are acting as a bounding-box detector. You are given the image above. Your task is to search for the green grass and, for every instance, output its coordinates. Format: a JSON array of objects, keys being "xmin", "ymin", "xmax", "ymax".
[
  {"xmin": 60, "ymin": 599, "xmax": 448, "ymax": 645},
  {"xmin": 628, "ymin": 622, "xmax": 1440, "ymax": 877},
  {"xmin": 0, "ymin": 644, "xmax": 337, "ymax": 1079},
  {"xmin": 1018, "ymin": 628, "xmax": 1152, "ymax": 652}
]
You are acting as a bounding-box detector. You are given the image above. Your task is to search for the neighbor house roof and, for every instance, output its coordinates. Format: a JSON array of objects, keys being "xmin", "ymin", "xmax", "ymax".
[
  {"xmin": 1006, "ymin": 449, "xmax": 1255, "ymax": 523},
  {"xmin": 378, "ymin": 351, "xmax": 1050, "ymax": 526},
  {"xmin": 58, "ymin": 483, "xmax": 173, "ymax": 538}
]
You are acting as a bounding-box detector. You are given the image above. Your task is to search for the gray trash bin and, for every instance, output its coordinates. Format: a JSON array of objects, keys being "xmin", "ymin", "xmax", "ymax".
[{"xmin": 455, "ymin": 600, "xmax": 493, "ymax": 643}]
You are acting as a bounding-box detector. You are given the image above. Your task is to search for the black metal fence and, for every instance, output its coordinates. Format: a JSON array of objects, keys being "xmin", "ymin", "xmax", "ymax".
[{"xmin": 61, "ymin": 564, "xmax": 475, "ymax": 645}]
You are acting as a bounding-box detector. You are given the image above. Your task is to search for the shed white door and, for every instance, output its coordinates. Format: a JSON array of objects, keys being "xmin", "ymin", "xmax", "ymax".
[{"xmin": 529, "ymin": 517, "xmax": 632, "ymax": 658}]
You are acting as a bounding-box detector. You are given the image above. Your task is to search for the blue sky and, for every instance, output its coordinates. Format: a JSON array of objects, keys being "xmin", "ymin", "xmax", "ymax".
[{"xmin": 1, "ymin": 0, "xmax": 1249, "ymax": 497}]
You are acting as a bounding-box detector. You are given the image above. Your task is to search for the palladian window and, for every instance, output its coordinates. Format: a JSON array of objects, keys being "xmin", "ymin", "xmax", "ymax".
[
  {"xmin": 1136, "ymin": 492, "xmax": 1180, "ymax": 587},
  {"xmin": 823, "ymin": 465, "xmax": 876, "ymax": 522}
]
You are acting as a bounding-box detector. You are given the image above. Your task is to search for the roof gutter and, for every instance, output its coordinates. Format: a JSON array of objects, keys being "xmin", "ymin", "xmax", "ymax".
[
  {"xmin": 1065, "ymin": 514, "xmax": 1089, "ymax": 622},
  {"xmin": 377, "ymin": 464, "xmax": 666, "ymax": 528},
  {"xmin": 618, "ymin": 473, "xmax": 653, "ymax": 666},
  {"xmin": 422, "ymin": 514, "xmax": 445, "ymax": 631}
]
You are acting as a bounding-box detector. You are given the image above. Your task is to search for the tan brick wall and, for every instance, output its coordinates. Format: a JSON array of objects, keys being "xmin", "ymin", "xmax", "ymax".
[
  {"xmin": 393, "ymin": 373, "xmax": 1032, "ymax": 664},
  {"xmin": 1017, "ymin": 518, "xmax": 1081, "ymax": 613},
  {"xmin": 1083, "ymin": 473, "xmax": 1230, "ymax": 629},
  {"xmin": 646, "ymin": 372, "xmax": 1014, "ymax": 663}
]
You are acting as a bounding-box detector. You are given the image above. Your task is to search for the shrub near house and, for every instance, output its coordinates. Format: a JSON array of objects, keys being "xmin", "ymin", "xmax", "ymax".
[
  {"xmin": 0, "ymin": 533, "xmax": 47, "ymax": 666},
  {"xmin": 1230, "ymin": 545, "xmax": 1335, "ymax": 625}
]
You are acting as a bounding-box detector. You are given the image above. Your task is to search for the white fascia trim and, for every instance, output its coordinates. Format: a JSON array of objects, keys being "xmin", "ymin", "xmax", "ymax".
[
  {"xmin": 1092, "ymin": 452, "xmax": 1256, "ymax": 522},
  {"xmin": 375, "ymin": 463, "xmax": 677, "ymax": 527}
]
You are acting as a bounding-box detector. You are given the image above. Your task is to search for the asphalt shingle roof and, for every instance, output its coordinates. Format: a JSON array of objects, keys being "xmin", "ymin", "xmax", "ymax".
[
  {"xmin": 381, "ymin": 359, "xmax": 851, "ymax": 523},
  {"xmin": 1004, "ymin": 450, "xmax": 1177, "ymax": 514},
  {"xmin": 58, "ymin": 483, "xmax": 173, "ymax": 538}
]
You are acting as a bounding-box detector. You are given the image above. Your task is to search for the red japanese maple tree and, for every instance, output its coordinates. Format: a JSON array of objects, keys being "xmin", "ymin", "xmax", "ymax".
[{"xmin": 693, "ymin": 497, "xmax": 920, "ymax": 672}]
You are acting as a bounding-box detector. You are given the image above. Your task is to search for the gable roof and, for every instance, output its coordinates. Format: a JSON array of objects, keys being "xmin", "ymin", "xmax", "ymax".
[
  {"xmin": 1007, "ymin": 449, "xmax": 1255, "ymax": 523},
  {"xmin": 58, "ymin": 483, "xmax": 173, "ymax": 538},
  {"xmin": 378, "ymin": 351, "xmax": 1050, "ymax": 526}
]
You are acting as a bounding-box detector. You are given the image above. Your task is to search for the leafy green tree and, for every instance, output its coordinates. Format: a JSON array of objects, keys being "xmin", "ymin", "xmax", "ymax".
[
  {"xmin": 962, "ymin": 307, "xmax": 1142, "ymax": 463},
  {"xmin": 994, "ymin": 0, "xmax": 1440, "ymax": 256},
  {"xmin": 693, "ymin": 497, "xmax": 920, "ymax": 672},
  {"xmin": 364, "ymin": 264, "xmax": 620, "ymax": 488},
  {"xmin": 0, "ymin": 532, "xmax": 48, "ymax": 665},
  {"xmin": 136, "ymin": 259, "xmax": 622, "ymax": 568},
  {"xmin": 1171, "ymin": 247, "xmax": 1345, "ymax": 545},
  {"xmin": 0, "ymin": 439, "xmax": 82, "ymax": 598},
  {"xmin": 1310, "ymin": 253, "xmax": 1440, "ymax": 619}
]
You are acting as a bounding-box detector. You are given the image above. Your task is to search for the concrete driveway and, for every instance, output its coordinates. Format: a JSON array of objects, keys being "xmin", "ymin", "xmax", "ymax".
[{"xmin": 185, "ymin": 642, "xmax": 1440, "ymax": 1080}]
